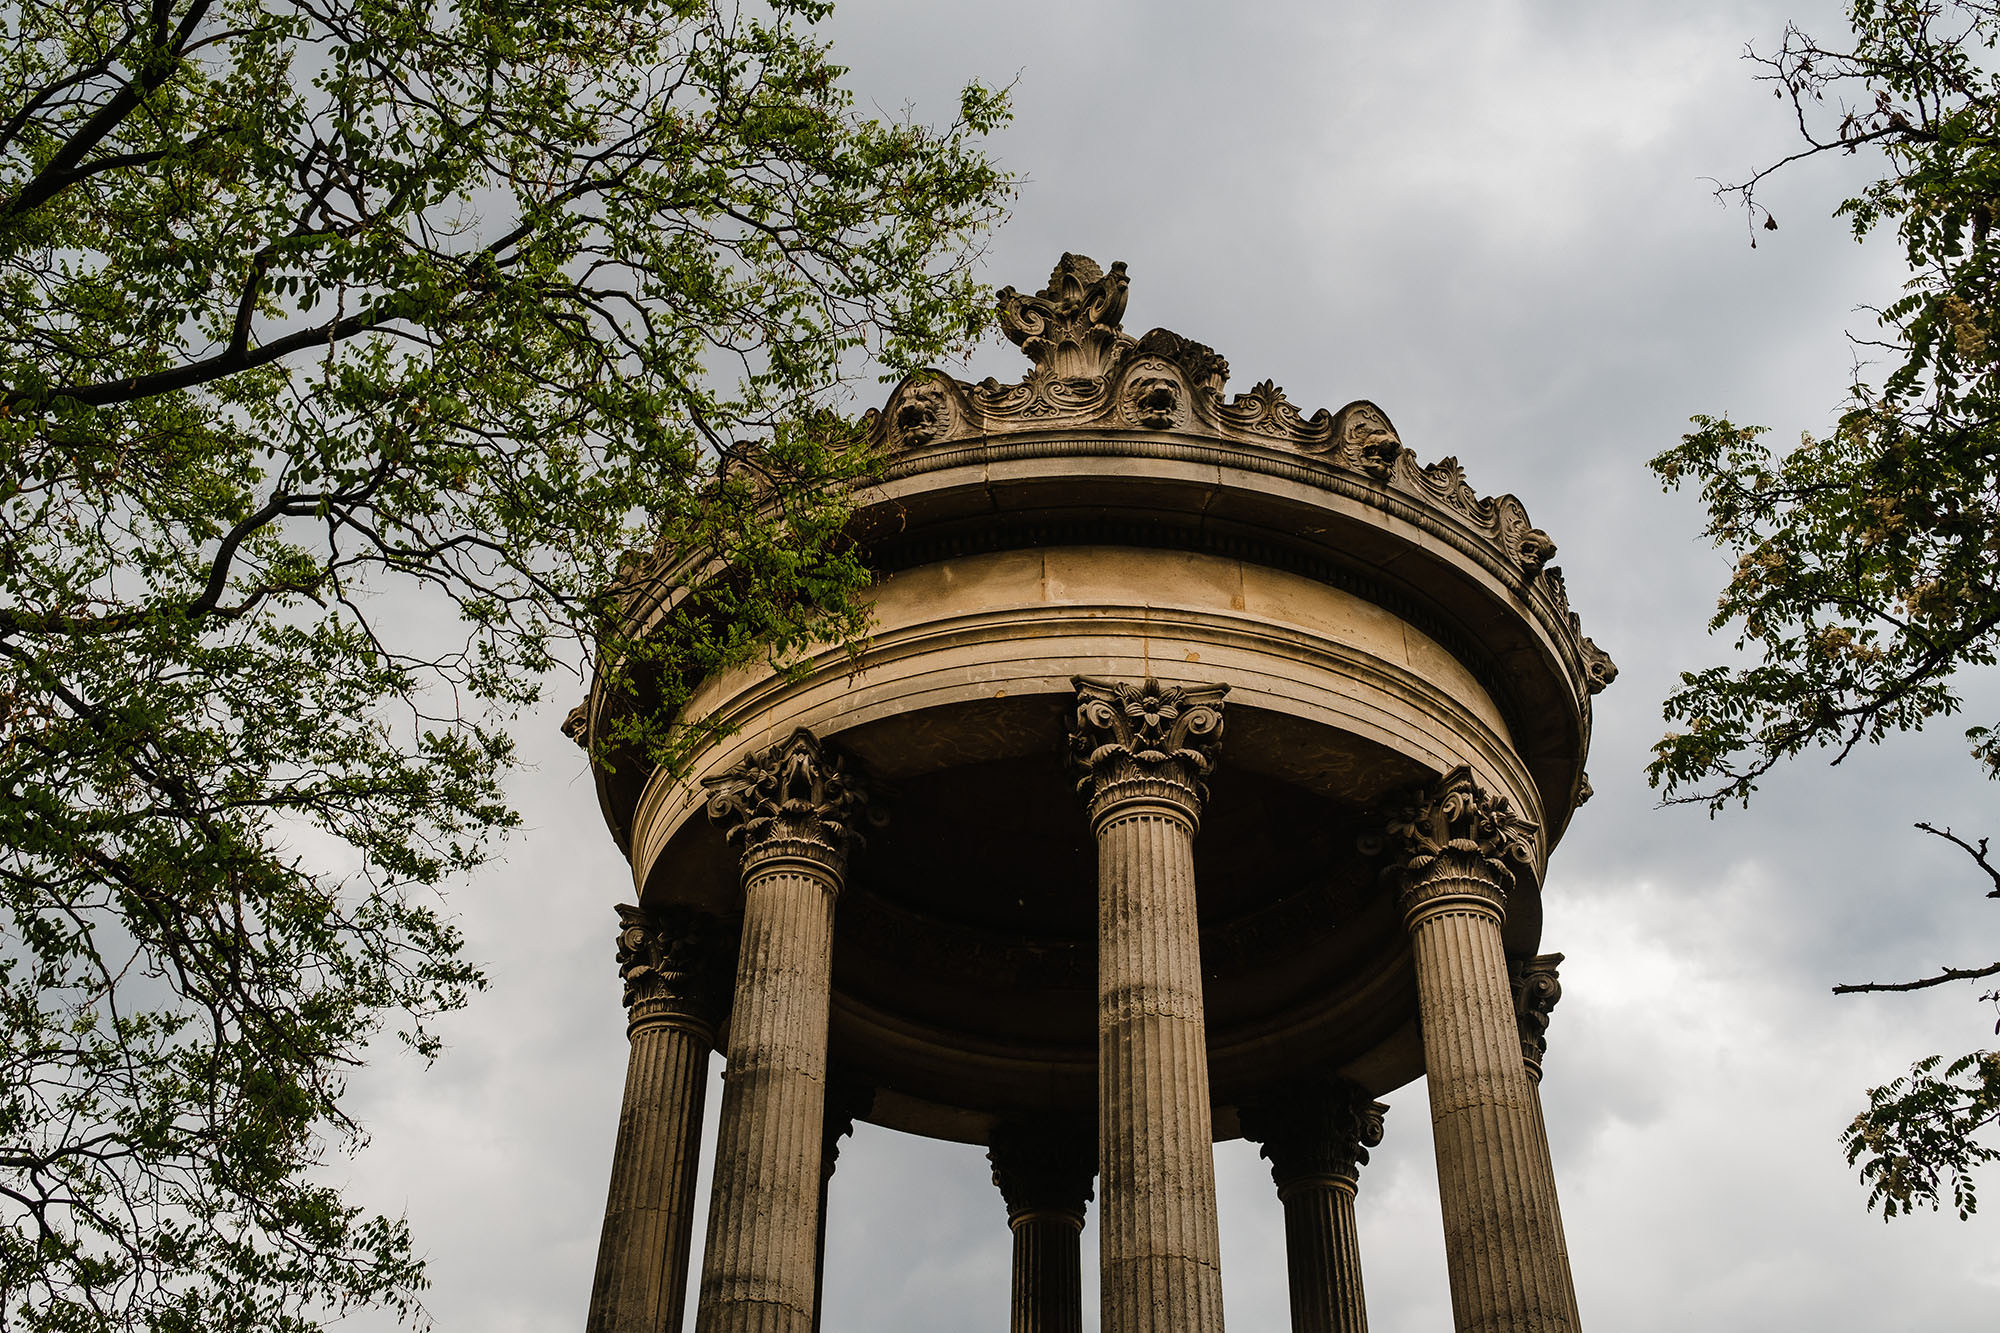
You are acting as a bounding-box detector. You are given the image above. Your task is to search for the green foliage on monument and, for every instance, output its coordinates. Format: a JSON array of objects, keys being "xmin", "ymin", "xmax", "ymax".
[
  {"xmin": 0, "ymin": 0, "xmax": 1010, "ymax": 1326},
  {"xmin": 1650, "ymin": 0, "xmax": 1998, "ymax": 1222}
]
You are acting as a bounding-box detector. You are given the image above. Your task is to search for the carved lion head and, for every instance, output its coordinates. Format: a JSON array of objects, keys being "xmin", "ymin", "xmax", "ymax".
[
  {"xmin": 1124, "ymin": 371, "xmax": 1183, "ymax": 429},
  {"xmin": 893, "ymin": 379, "xmax": 952, "ymax": 448}
]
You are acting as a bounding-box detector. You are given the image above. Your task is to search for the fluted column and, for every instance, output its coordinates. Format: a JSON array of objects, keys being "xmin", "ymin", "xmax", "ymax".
[
  {"xmin": 1070, "ymin": 676, "xmax": 1229, "ymax": 1333},
  {"xmin": 1240, "ymin": 1078, "xmax": 1386, "ymax": 1333},
  {"xmin": 989, "ymin": 1119, "xmax": 1096, "ymax": 1333},
  {"xmin": 694, "ymin": 730, "xmax": 880, "ymax": 1333},
  {"xmin": 1511, "ymin": 953, "xmax": 1580, "ymax": 1330},
  {"xmin": 1384, "ymin": 767, "xmax": 1578, "ymax": 1333},
  {"xmin": 587, "ymin": 905, "xmax": 734, "ymax": 1333},
  {"xmin": 811, "ymin": 1079, "xmax": 873, "ymax": 1333}
]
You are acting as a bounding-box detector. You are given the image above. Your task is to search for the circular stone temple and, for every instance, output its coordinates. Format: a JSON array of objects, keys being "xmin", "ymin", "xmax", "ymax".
[{"xmin": 572, "ymin": 254, "xmax": 1615, "ymax": 1333}]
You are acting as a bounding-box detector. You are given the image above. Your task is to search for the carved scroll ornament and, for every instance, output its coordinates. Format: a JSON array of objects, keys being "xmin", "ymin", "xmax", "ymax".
[
  {"xmin": 1239, "ymin": 1075, "xmax": 1388, "ymax": 1189},
  {"xmin": 1381, "ymin": 766, "xmax": 1540, "ymax": 914},
  {"xmin": 1510, "ymin": 952, "xmax": 1565, "ymax": 1067},
  {"xmin": 1068, "ymin": 676, "xmax": 1228, "ymax": 818},
  {"xmin": 703, "ymin": 728, "xmax": 882, "ymax": 873},
  {"xmin": 996, "ymin": 252, "xmax": 1133, "ymax": 379},
  {"xmin": 613, "ymin": 903, "xmax": 735, "ymax": 1033}
]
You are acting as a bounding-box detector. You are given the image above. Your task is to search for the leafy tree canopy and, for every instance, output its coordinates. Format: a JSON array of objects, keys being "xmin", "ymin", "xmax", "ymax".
[
  {"xmin": 1652, "ymin": 0, "xmax": 1996, "ymax": 1221},
  {"xmin": 0, "ymin": 0, "xmax": 1010, "ymax": 1326}
]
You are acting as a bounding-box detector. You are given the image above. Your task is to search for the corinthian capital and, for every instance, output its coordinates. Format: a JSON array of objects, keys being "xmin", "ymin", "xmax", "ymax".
[
  {"xmin": 613, "ymin": 903, "xmax": 734, "ymax": 1036},
  {"xmin": 988, "ymin": 1117, "xmax": 1096, "ymax": 1223},
  {"xmin": 702, "ymin": 728, "xmax": 881, "ymax": 875},
  {"xmin": 1239, "ymin": 1076, "xmax": 1387, "ymax": 1192},
  {"xmin": 1381, "ymin": 766, "xmax": 1539, "ymax": 918},
  {"xmin": 1069, "ymin": 676, "xmax": 1228, "ymax": 822},
  {"xmin": 1510, "ymin": 952, "xmax": 1565, "ymax": 1071}
]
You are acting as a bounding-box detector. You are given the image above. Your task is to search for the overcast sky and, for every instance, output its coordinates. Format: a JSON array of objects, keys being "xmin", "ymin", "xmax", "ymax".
[{"xmin": 337, "ymin": 2, "xmax": 1999, "ymax": 1329}]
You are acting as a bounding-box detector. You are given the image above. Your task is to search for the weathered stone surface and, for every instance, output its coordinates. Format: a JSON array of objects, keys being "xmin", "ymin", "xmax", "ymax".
[
  {"xmin": 575, "ymin": 255, "xmax": 1612, "ymax": 1333},
  {"xmin": 694, "ymin": 733, "xmax": 876, "ymax": 1333},
  {"xmin": 587, "ymin": 905, "xmax": 734, "ymax": 1333},
  {"xmin": 989, "ymin": 1119, "xmax": 1095, "ymax": 1333},
  {"xmin": 1240, "ymin": 1077, "xmax": 1385, "ymax": 1333},
  {"xmin": 1386, "ymin": 772, "xmax": 1579, "ymax": 1333},
  {"xmin": 1074, "ymin": 678, "xmax": 1228, "ymax": 1333}
]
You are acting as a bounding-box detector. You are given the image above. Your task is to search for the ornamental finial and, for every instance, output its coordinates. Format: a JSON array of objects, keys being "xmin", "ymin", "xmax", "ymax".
[{"xmin": 996, "ymin": 253, "xmax": 1132, "ymax": 378}]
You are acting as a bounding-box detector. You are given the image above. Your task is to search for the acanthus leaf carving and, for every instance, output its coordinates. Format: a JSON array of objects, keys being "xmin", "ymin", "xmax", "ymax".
[
  {"xmin": 1068, "ymin": 676, "xmax": 1227, "ymax": 815},
  {"xmin": 1213, "ymin": 377, "xmax": 1336, "ymax": 448},
  {"xmin": 1381, "ymin": 766, "xmax": 1540, "ymax": 904},
  {"xmin": 970, "ymin": 363, "xmax": 1111, "ymax": 426},
  {"xmin": 613, "ymin": 902, "xmax": 736, "ymax": 1026},
  {"xmin": 1239, "ymin": 1074, "xmax": 1387, "ymax": 1187},
  {"xmin": 996, "ymin": 252, "xmax": 1133, "ymax": 378},
  {"xmin": 988, "ymin": 1117, "xmax": 1096, "ymax": 1220},
  {"xmin": 702, "ymin": 727, "xmax": 883, "ymax": 871},
  {"xmin": 1509, "ymin": 951, "xmax": 1565, "ymax": 1067}
]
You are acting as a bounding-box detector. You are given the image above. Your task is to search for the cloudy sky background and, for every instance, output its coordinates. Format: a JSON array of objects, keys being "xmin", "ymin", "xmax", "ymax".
[{"xmin": 336, "ymin": 1, "xmax": 2000, "ymax": 1328}]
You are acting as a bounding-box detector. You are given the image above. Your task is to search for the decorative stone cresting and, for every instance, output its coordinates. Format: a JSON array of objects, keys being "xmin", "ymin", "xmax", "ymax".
[
  {"xmin": 694, "ymin": 731, "xmax": 879, "ymax": 1333},
  {"xmin": 1385, "ymin": 771, "xmax": 1578, "ymax": 1333},
  {"xmin": 1240, "ymin": 1077, "xmax": 1387, "ymax": 1333},
  {"xmin": 1071, "ymin": 677, "xmax": 1229, "ymax": 1333},
  {"xmin": 989, "ymin": 1119, "xmax": 1096, "ymax": 1333},
  {"xmin": 869, "ymin": 257, "xmax": 1609, "ymax": 631},
  {"xmin": 588, "ymin": 905, "xmax": 734, "ymax": 1333}
]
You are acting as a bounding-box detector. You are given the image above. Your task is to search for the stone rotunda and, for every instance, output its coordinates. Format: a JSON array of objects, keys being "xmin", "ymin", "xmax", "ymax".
[{"xmin": 571, "ymin": 254, "xmax": 1616, "ymax": 1333}]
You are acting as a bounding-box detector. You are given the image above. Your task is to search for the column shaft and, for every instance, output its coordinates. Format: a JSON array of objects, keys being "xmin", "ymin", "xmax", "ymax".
[
  {"xmin": 1278, "ymin": 1176, "xmax": 1366, "ymax": 1333},
  {"xmin": 587, "ymin": 905, "xmax": 728, "ymax": 1333},
  {"xmin": 694, "ymin": 862, "xmax": 837, "ymax": 1333},
  {"xmin": 1410, "ymin": 902, "xmax": 1575, "ymax": 1333},
  {"xmin": 587, "ymin": 1018, "xmax": 712, "ymax": 1333},
  {"xmin": 1514, "ymin": 956, "xmax": 1581, "ymax": 1330},
  {"xmin": 1011, "ymin": 1212, "xmax": 1086, "ymax": 1333},
  {"xmin": 1095, "ymin": 801, "xmax": 1225, "ymax": 1332}
]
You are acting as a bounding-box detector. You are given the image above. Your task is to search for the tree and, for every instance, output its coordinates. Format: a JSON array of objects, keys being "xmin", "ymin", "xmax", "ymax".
[
  {"xmin": 1650, "ymin": 0, "xmax": 1997, "ymax": 1220},
  {"xmin": 0, "ymin": 0, "xmax": 1010, "ymax": 1326}
]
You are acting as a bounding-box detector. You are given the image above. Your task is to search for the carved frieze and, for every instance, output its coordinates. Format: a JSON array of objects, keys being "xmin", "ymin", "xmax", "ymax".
[
  {"xmin": 1509, "ymin": 952, "xmax": 1565, "ymax": 1069},
  {"xmin": 613, "ymin": 902, "xmax": 735, "ymax": 1032},
  {"xmin": 1380, "ymin": 766, "xmax": 1540, "ymax": 913},
  {"xmin": 1069, "ymin": 676, "xmax": 1228, "ymax": 819},
  {"xmin": 703, "ymin": 728, "xmax": 882, "ymax": 874},
  {"xmin": 1239, "ymin": 1075, "xmax": 1387, "ymax": 1190}
]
